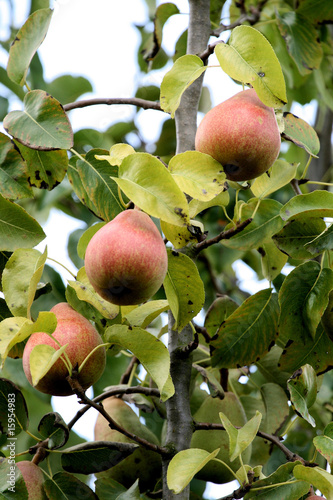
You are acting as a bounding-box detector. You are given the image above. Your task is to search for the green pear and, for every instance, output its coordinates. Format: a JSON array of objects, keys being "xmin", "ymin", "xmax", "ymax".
[
  {"xmin": 321, "ymin": 290, "xmax": 333, "ymax": 340},
  {"xmin": 16, "ymin": 461, "xmax": 47, "ymax": 499},
  {"xmin": 22, "ymin": 303, "xmax": 106, "ymax": 396},
  {"xmin": 195, "ymin": 88, "xmax": 281, "ymax": 182},
  {"xmin": 85, "ymin": 209, "xmax": 168, "ymax": 306},
  {"xmin": 94, "ymin": 397, "xmax": 162, "ymax": 491},
  {"xmin": 191, "ymin": 392, "xmax": 251, "ymax": 484}
]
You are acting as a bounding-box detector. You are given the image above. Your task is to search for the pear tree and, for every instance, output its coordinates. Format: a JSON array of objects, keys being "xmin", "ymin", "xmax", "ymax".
[{"xmin": 0, "ymin": 1, "xmax": 333, "ymax": 499}]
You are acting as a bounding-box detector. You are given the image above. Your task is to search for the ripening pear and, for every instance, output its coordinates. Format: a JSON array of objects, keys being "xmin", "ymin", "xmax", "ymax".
[
  {"xmin": 195, "ymin": 88, "xmax": 281, "ymax": 182},
  {"xmin": 94, "ymin": 397, "xmax": 162, "ymax": 491},
  {"xmin": 85, "ymin": 209, "xmax": 168, "ymax": 306},
  {"xmin": 16, "ymin": 461, "xmax": 47, "ymax": 499},
  {"xmin": 22, "ymin": 303, "xmax": 106, "ymax": 396},
  {"xmin": 321, "ymin": 290, "xmax": 333, "ymax": 341},
  {"xmin": 191, "ymin": 392, "xmax": 251, "ymax": 484}
]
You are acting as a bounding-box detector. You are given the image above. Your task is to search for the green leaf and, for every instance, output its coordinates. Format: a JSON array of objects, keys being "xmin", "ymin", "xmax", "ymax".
[
  {"xmin": 104, "ymin": 325, "xmax": 174, "ymax": 401},
  {"xmin": 0, "ymin": 378, "xmax": 29, "ymax": 435},
  {"xmin": 163, "ymin": 249, "xmax": 205, "ymax": 331},
  {"xmin": 30, "ymin": 343, "xmax": 69, "ymax": 387},
  {"xmin": 259, "ymin": 383, "xmax": 290, "ymax": 434},
  {"xmin": 43, "ymin": 471, "xmax": 97, "ymax": 500},
  {"xmin": 47, "ymin": 75, "xmax": 93, "ymax": 105},
  {"xmin": 244, "ymin": 461, "xmax": 310, "ymax": 499},
  {"xmin": 160, "ymin": 219, "xmax": 200, "ymax": 249},
  {"xmin": 67, "ymin": 156, "xmax": 101, "ymax": 218},
  {"xmin": 77, "ymin": 222, "xmax": 105, "ymax": 259},
  {"xmin": 68, "ymin": 267, "xmax": 119, "ymax": 320},
  {"xmin": 282, "ymin": 112, "xmax": 320, "ymax": 156},
  {"xmin": 0, "ymin": 194, "xmax": 45, "ymax": 251},
  {"xmin": 278, "ymin": 261, "xmax": 333, "ymax": 342},
  {"xmin": 95, "ymin": 143, "xmax": 136, "ymax": 166},
  {"xmin": 142, "ymin": 2, "xmax": 180, "ymax": 61},
  {"xmin": 313, "ymin": 422, "xmax": 333, "ymax": 466},
  {"xmin": 280, "ymin": 191, "xmax": 333, "ymax": 221},
  {"xmin": 113, "ymin": 152, "xmax": 190, "ymax": 226},
  {"xmin": 16, "ymin": 142, "xmax": 68, "ymax": 190},
  {"xmin": 2, "ymin": 247, "xmax": 47, "ymax": 319},
  {"xmin": 273, "ymin": 216, "xmax": 328, "ymax": 260},
  {"xmin": 215, "ymin": 26, "xmax": 287, "ymax": 108},
  {"xmin": 167, "ymin": 448, "xmax": 220, "ymax": 494},
  {"xmin": 219, "ymin": 410, "xmax": 262, "ymax": 462},
  {"xmin": 279, "ymin": 323, "xmax": 333, "ymax": 375},
  {"xmin": 0, "ymin": 459, "xmax": 28, "ymax": 499},
  {"xmin": 61, "ymin": 441, "xmax": 138, "ymax": 474},
  {"xmin": 0, "ymin": 311, "xmax": 56, "ymax": 366},
  {"xmin": 204, "ymin": 295, "xmax": 239, "ymax": 337},
  {"xmin": 288, "ymin": 364, "xmax": 317, "ymax": 427},
  {"xmin": 221, "ymin": 199, "xmax": 284, "ymax": 251},
  {"xmin": 160, "ymin": 55, "xmax": 206, "ymax": 117},
  {"xmin": 293, "ymin": 465, "xmax": 333, "ymax": 500},
  {"xmin": 250, "ymin": 160, "xmax": 298, "ymax": 199},
  {"xmin": 122, "ymin": 300, "xmax": 169, "ymax": 328},
  {"xmin": 305, "ymin": 222, "xmax": 333, "ymax": 256},
  {"xmin": 260, "ymin": 240, "xmax": 288, "ymax": 282},
  {"xmin": 188, "ymin": 190, "xmax": 230, "ymax": 218},
  {"xmin": 38, "ymin": 411, "xmax": 69, "ymax": 449},
  {"xmin": 169, "ymin": 151, "xmax": 226, "ymax": 201},
  {"xmin": 7, "ymin": 8, "xmax": 53, "ymax": 85},
  {"xmin": 3, "ymin": 90, "xmax": 73, "ymax": 151},
  {"xmin": 0, "ymin": 133, "xmax": 33, "ymax": 200},
  {"xmin": 211, "ymin": 289, "xmax": 279, "ymax": 368},
  {"xmin": 75, "ymin": 148, "xmax": 125, "ymax": 221},
  {"xmin": 276, "ymin": 11, "xmax": 323, "ymax": 76}
]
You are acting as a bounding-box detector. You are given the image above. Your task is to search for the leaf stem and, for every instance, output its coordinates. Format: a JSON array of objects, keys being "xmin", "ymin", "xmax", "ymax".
[
  {"xmin": 47, "ymin": 257, "xmax": 77, "ymax": 279},
  {"xmin": 77, "ymin": 342, "xmax": 111, "ymax": 373}
]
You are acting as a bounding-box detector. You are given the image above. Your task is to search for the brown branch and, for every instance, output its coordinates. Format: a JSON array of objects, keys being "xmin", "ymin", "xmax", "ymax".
[
  {"xmin": 63, "ymin": 97, "xmax": 162, "ymax": 113},
  {"xmin": 290, "ymin": 178, "xmax": 303, "ymax": 195},
  {"xmin": 119, "ymin": 356, "xmax": 139, "ymax": 385},
  {"xmin": 194, "ymin": 218, "xmax": 252, "ymax": 252},
  {"xmin": 67, "ymin": 384, "xmax": 161, "ymax": 431},
  {"xmin": 66, "ymin": 372, "xmax": 170, "ymax": 457}
]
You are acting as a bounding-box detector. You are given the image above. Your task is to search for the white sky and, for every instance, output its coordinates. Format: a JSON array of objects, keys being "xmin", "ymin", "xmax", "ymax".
[{"xmin": 0, "ymin": 2, "xmax": 317, "ymax": 497}]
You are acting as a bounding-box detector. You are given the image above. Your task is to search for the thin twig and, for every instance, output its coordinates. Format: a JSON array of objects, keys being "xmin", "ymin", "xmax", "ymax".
[
  {"xmin": 67, "ymin": 385, "xmax": 161, "ymax": 430},
  {"xmin": 66, "ymin": 372, "xmax": 170, "ymax": 456},
  {"xmin": 195, "ymin": 218, "xmax": 252, "ymax": 253},
  {"xmin": 63, "ymin": 97, "xmax": 162, "ymax": 112}
]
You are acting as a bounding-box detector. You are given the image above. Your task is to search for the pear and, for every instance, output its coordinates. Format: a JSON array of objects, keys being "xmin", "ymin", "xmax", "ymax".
[
  {"xmin": 85, "ymin": 209, "xmax": 168, "ymax": 306},
  {"xmin": 22, "ymin": 303, "xmax": 106, "ymax": 396},
  {"xmin": 94, "ymin": 397, "xmax": 162, "ymax": 491},
  {"xmin": 195, "ymin": 88, "xmax": 281, "ymax": 182},
  {"xmin": 16, "ymin": 461, "xmax": 47, "ymax": 499},
  {"xmin": 191, "ymin": 392, "xmax": 251, "ymax": 484}
]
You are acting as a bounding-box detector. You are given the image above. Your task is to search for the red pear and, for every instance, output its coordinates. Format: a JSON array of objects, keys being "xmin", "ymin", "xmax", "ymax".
[
  {"xmin": 85, "ymin": 209, "xmax": 168, "ymax": 306},
  {"xmin": 22, "ymin": 303, "xmax": 106, "ymax": 396},
  {"xmin": 195, "ymin": 88, "xmax": 281, "ymax": 182}
]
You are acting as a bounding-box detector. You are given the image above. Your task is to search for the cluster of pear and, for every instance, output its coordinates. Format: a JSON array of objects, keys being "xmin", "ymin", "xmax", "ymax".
[{"xmin": 21, "ymin": 210, "xmax": 168, "ymax": 397}]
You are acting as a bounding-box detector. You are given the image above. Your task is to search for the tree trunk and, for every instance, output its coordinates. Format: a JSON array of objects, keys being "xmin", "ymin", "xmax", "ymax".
[{"xmin": 162, "ymin": 1, "xmax": 212, "ymax": 498}]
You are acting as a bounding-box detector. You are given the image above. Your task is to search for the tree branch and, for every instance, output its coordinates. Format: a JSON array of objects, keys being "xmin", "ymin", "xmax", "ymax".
[
  {"xmin": 65, "ymin": 372, "xmax": 170, "ymax": 456},
  {"xmin": 194, "ymin": 218, "xmax": 253, "ymax": 253},
  {"xmin": 67, "ymin": 385, "xmax": 161, "ymax": 431},
  {"xmin": 63, "ymin": 97, "xmax": 162, "ymax": 113}
]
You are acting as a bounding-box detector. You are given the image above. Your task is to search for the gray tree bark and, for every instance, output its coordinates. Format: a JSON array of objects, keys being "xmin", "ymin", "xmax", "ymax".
[{"xmin": 162, "ymin": 1, "xmax": 212, "ymax": 498}]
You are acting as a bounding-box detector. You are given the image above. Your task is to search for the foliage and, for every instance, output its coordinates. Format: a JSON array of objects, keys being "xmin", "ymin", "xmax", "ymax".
[{"xmin": 0, "ymin": 0, "xmax": 333, "ymax": 499}]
